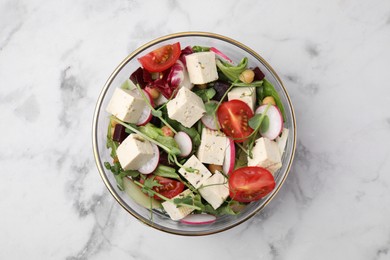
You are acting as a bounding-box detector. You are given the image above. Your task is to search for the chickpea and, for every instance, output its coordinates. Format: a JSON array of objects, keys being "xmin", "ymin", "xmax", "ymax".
[
  {"xmin": 110, "ymin": 126, "xmax": 115, "ymax": 138},
  {"xmin": 239, "ymin": 69, "xmax": 255, "ymax": 84},
  {"xmin": 262, "ymin": 96, "xmax": 276, "ymax": 106},
  {"xmin": 208, "ymin": 164, "xmax": 223, "ymax": 174},
  {"xmin": 161, "ymin": 126, "xmax": 174, "ymax": 137},
  {"xmin": 110, "ymin": 119, "xmax": 117, "ymax": 127},
  {"xmin": 197, "ymin": 84, "xmax": 208, "ymax": 90},
  {"xmin": 146, "ymin": 87, "xmax": 160, "ymax": 99}
]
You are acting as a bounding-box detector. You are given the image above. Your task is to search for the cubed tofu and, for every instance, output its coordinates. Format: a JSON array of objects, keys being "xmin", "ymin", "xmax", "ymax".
[
  {"xmin": 178, "ymin": 155, "xmax": 212, "ymax": 189},
  {"xmin": 116, "ymin": 134, "xmax": 154, "ymax": 170},
  {"xmin": 197, "ymin": 128, "xmax": 229, "ymax": 165},
  {"xmin": 198, "ymin": 171, "xmax": 229, "ymax": 209},
  {"xmin": 227, "ymin": 86, "xmax": 256, "ymax": 111},
  {"xmin": 248, "ymin": 137, "xmax": 282, "ymax": 174},
  {"xmin": 276, "ymin": 128, "xmax": 289, "ymax": 156},
  {"xmin": 185, "ymin": 52, "xmax": 218, "ymax": 84},
  {"xmin": 106, "ymin": 88, "xmax": 146, "ymax": 123},
  {"xmin": 166, "ymin": 87, "xmax": 206, "ymax": 128},
  {"xmin": 162, "ymin": 189, "xmax": 194, "ymax": 220}
]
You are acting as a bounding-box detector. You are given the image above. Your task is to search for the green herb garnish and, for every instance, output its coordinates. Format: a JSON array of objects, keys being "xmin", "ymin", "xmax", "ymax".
[
  {"xmin": 216, "ymin": 57, "xmax": 248, "ymax": 82},
  {"xmin": 192, "ymin": 46, "xmax": 210, "ymax": 52},
  {"xmin": 194, "ymin": 88, "xmax": 216, "ymax": 102}
]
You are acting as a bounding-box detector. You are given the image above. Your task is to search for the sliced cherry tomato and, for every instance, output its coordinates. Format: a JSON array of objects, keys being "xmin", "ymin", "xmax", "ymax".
[
  {"xmin": 217, "ymin": 100, "xmax": 254, "ymax": 143},
  {"xmin": 140, "ymin": 175, "xmax": 184, "ymax": 200},
  {"xmin": 229, "ymin": 166, "xmax": 275, "ymax": 202},
  {"xmin": 138, "ymin": 42, "xmax": 181, "ymax": 72}
]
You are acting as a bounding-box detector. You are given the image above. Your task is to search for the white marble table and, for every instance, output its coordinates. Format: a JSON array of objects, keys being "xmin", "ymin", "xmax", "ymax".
[{"xmin": 1, "ymin": 0, "xmax": 390, "ymax": 259}]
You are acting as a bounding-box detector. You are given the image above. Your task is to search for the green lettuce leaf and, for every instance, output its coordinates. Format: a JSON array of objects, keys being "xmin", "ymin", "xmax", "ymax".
[{"xmin": 216, "ymin": 57, "xmax": 248, "ymax": 82}]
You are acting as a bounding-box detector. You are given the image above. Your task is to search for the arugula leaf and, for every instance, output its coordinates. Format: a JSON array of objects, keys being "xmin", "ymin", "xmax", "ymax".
[
  {"xmin": 156, "ymin": 136, "xmax": 181, "ymax": 155},
  {"xmin": 235, "ymin": 148, "xmax": 248, "ymax": 170},
  {"xmin": 216, "ymin": 57, "xmax": 248, "ymax": 82},
  {"xmin": 138, "ymin": 123, "xmax": 181, "ymax": 156},
  {"xmin": 153, "ymin": 165, "xmax": 181, "ymax": 180},
  {"xmin": 173, "ymin": 195, "xmax": 194, "ymax": 206},
  {"xmin": 259, "ymin": 79, "xmax": 286, "ymax": 121},
  {"xmin": 106, "ymin": 118, "xmax": 119, "ymax": 158},
  {"xmin": 204, "ymin": 101, "xmax": 218, "ymax": 116},
  {"xmin": 106, "ymin": 139, "xmax": 119, "ymax": 159},
  {"xmin": 216, "ymin": 204, "xmax": 238, "ymax": 215},
  {"xmin": 198, "ymin": 200, "xmax": 241, "ymax": 216},
  {"xmin": 192, "ymin": 194, "xmax": 205, "ymax": 210},
  {"xmin": 104, "ymin": 161, "xmax": 140, "ymax": 190},
  {"xmin": 194, "ymin": 88, "xmax": 216, "ymax": 102},
  {"xmin": 232, "ymin": 80, "xmax": 263, "ymax": 87},
  {"xmin": 141, "ymin": 177, "xmax": 162, "ymax": 197},
  {"xmin": 138, "ymin": 123, "xmax": 162, "ymax": 139},
  {"xmin": 192, "ymin": 46, "xmax": 210, "ymax": 52}
]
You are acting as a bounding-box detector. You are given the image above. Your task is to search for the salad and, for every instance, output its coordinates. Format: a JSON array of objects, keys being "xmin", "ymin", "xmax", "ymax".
[{"xmin": 104, "ymin": 42, "xmax": 289, "ymax": 224}]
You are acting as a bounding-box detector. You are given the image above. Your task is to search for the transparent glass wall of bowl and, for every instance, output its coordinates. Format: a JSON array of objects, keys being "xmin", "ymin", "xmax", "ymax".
[{"xmin": 96, "ymin": 34, "xmax": 295, "ymax": 235}]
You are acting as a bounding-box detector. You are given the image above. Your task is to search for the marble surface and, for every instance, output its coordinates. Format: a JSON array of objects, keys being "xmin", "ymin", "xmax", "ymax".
[{"xmin": 1, "ymin": 0, "xmax": 390, "ymax": 259}]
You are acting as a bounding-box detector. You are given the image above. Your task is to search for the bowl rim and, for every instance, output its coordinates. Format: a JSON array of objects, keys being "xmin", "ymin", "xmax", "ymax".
[{"xmin": 92, "ymin": 31, "xmax": 297, "ymax": 236}]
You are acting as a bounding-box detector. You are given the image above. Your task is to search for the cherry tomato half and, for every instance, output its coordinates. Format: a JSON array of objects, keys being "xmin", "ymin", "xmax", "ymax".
[
  {"xmin": 140, "ymin": 175, "xmax": 184, "ymax": 200},
  {"xmin": 138, "ymin": 42, "xmax": 181, "ymax": 72},
  {"xmin": 217, "ymin": 100, "xmax": 254, "ymax": 143},
  {"xmin": 229, "ymin": 166, "xmax": 275, "ymax": 202}
]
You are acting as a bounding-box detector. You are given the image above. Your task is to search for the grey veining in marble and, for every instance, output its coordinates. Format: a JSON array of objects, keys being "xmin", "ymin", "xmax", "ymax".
[{"xmin": 1, "ymin": 0, "xmax": 390, "ymax": 259}]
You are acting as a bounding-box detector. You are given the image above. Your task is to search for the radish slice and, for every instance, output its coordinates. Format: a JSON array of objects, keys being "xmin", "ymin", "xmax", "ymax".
[
  {"xmin": 210, "ymin": 47, "xmax": 233, "ymax": 64},
  {"xmin": 174, "ymin": 131, "xmax": 192, "ymax": 157},
  {"xmin": 138, "ymin": 143, "xmax": 159, "ymax": 174},
  {"xmin": 201, "ymin": 100, "xmax": 219, "ymax": 130},
  {"xmin": 223, "ymin": 138, "xmax": 235, "ymax": 174},
  {"xmin": 136, "ymin": 90, "xmax": 154, "ymax": 126},
  {"xmin": 201, "ymin": 114, "xmax": 219, "ymax": 130},
  {"xmin": 255, "ymin": 105, "xmax": 283, "ymax": 140},
  {"xmin": 180, "ymin": 214, "xmax": 216, "ymax": 225}
]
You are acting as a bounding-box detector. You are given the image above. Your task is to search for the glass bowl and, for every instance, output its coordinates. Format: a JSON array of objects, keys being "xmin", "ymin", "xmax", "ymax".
[{"xmin": 92, "ymin": 32, "xmax": 296, "ymax": 236}]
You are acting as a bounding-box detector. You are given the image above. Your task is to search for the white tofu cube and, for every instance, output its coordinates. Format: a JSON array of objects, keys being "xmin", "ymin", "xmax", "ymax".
[
  {"xmin": 116, "ymin": 134, "xmax": 154, "ymax": 170},
  {"xmin": 227, "ymin": 87, "xmax": 256, "ymax": 111},
  {"xmin": 166, "ymin": 87, "xmax": 206, "ymax": 128},
  {"xmin": 197, "ymin": 128, "xmax": 229, "ymax": 165},
  {"xmin": 198, "ymin": 171, "xmax": 229, "ymax": 209},
  {"xmin": 178, "ymin": 155, "xmax": 212, "ymax": 189},
  {"xmin": 162, "ymin": 189, "xmax": 194, "ymax": 220},
  {"xmin": 106, "ymin": 88, "xmax": 146, "ymax": 123},
  {"xmin": 185, "ymin": 52, "xmax": 218, "ymax": 84},
  {"xmin": 248, "ymin": 137, "xmax": 282, "ymax": 174},
  {"xmin": 276, "ymin": 128, "xmax": 289, "ymax": 156}
]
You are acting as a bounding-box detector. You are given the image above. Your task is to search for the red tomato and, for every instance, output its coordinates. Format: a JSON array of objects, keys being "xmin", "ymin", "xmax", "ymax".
[
  {"xmin": 138, "ymin": 42, "xmax": 181, "ymax": 72},
  {"xmin": 229, "ymin": 166, "xmax": 275, "ymax": 202},
  {"xmin": 217, "ymin": 100, "xmax": 254, "ymax": 143},
  {"xmin": 141, "ymin": 175, "xmax": 184, "ymax": 200}
]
